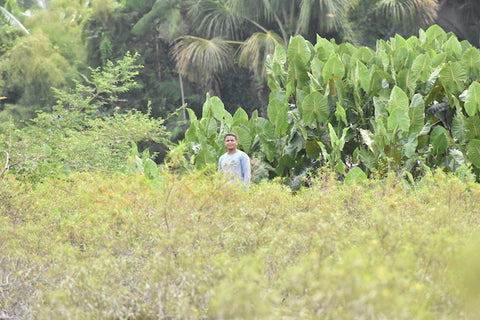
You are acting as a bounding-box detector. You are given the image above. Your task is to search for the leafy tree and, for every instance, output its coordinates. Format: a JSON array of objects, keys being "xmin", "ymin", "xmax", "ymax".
[{"xmin": 0, "ymin": 53, "xmax": 168, "ymax": 182}]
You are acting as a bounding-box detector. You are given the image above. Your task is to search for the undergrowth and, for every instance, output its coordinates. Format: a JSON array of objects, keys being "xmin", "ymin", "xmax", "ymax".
[{"xmin": 1, "ymin": 170, "xmax": 480, "ymax": 319}]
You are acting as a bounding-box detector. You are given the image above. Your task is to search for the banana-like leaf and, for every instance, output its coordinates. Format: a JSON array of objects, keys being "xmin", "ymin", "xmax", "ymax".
[
  {"xmin": 465, "ymin": 82, "xmax": 480, "ymax": 116},
  {"xmin": 302, "ymin": 91, "xmax": 330, "ymax": 126}
]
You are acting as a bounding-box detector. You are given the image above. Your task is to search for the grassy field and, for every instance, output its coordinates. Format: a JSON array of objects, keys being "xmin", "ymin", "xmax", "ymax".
[{"xmin": 1, "ymin": 170, "xmax": 480, "ymax": 319}]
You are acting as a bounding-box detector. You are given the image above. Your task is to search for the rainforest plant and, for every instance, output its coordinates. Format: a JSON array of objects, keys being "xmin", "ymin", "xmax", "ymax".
[{"xmin": 181, "ymin": 25, "xmax": 480, "ymax": 184}]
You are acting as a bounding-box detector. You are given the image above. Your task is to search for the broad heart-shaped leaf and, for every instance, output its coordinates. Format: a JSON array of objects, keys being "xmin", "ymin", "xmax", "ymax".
[
  {"xmin": 232, "ymin": 124, "xmax": 252, "ymax": 153},
  {"xmin": 344, "ymin": 166, "xmax": 367, "ymax": 184},
  {"xmin": 465, "ymin": 115, "xmax": 480, "ymax": 140},
  {"xmin": 314, "ymin": 36, "xmax": 335, "ymax": 61},
  {"xmin": 430, "ymin": 126, "xmax": 449, "ymax": 155},
  {"xmin": 311, "ymin": 58, "xmax": 325, "ymax": 84},
  {"xmin": 464, "ymin": 82, "xmax": 480, "ymax": 116},
  {"xmin": 467, "ymin": 139, "xmax": 480, "ymax": 168},
  {"xmin": 408, "ymin": 94, "xmax": 425, "ymax": 135},
  {"xmin": 352, "ymin": 59, "xmax": 370, "ymax": 92},
  {"xmin": 439, "ymin": 61, "xmax": 467, "ymax": 94},
  {"xmin": 210, "ymin": 96, "xmax": 226, "ymax": 121},
  {"xmin": 322, "ymin": 55, "xmax": 345, "ymax": 85},
  {"xmin": 302, "ymin": 91, "xmax": 330, "ymax": 126},
  {"xmin": 351, "ymin": 47, "xmax": 373, "ymax": 64},
  {"xmin": 411, "ymin": 54, "xmax": 432, "ymax": 82},
  {"xmin": 462, "ymin": 48, "xmax": 480, "ymax": 78},
  {"xmin": 287, "ymin": 35, "xmax": 311, "ymax": 67},
  {"xmin": 442, "ymin": 36, "xmax": 462, "ymax": 59},
  {"xmin": 335, "ymin": 102, "xmax": 348, "ymax": 126},
  {"xmin": 195, "ymin": 142, "xmax": 217, "ymax": 169},
  {"xmin": 452, "ymin": 114, "xmax": 467, "ymax": 144},
  {"xmin": 199, "ymin": 117, "xmax": 218, "ymax": 140},
  {"xmin": 287, "ymin": 59, "xmax": 309, "ymax": 91},
  {"xmin": 397, "ymin": 69, "xmax": 419, "ymax": 98},
  {"xmin": 267, "ymin": 98, "xmax": 289, "ymax": 135},
  {"xmin": 256, "ymin": 118, "xmax": 277, "ymax": 162},
  {"xmin": 232, "ymin": 107, "xmax": 249, "ymax": 127},
  {"xmin": 305, "ymin": 140, "xmax": 320, "ymax": 159},
  {"xmin": 387, "ymin": 86, "xmax": 410, "ymax": 132}
]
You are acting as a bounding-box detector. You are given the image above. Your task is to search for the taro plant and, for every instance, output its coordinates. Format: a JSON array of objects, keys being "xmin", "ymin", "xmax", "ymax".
[{"xmin": 181, "ymin": 25, "xmax": 480, "ymax": 182}]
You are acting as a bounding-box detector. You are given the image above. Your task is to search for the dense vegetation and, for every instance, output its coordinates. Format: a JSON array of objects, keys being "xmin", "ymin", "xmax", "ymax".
[
  {"xmin": 2, "ymin": 170, "xmax": 480, "ymax": 319},
  {"xmin": 2, "ymin": 1, "xmax": 480, "ymax": 319}
]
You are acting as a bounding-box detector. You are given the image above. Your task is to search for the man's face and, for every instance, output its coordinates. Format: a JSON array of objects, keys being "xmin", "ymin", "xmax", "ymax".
[{"xmin": 225, "ymin": 136, "xmax": 238, "ymax": 151}]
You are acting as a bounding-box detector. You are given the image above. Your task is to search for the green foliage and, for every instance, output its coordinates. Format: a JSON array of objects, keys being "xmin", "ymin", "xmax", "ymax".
[
  {"xmin": 182, "ymin": 25, "xmax": 480, "ymax": 183},
  {"xmin": 1, "ymin": 170, "xmax": 480, "ymax": 319},
  {"xmin": 0, "ymin": 53, "xmax": 168, "ymax": 182}
]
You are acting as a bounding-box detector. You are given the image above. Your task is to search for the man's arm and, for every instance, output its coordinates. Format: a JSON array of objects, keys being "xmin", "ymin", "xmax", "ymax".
[{"xmin": 242, "ymin": 153, "xmax": 251, "ymax": 185}]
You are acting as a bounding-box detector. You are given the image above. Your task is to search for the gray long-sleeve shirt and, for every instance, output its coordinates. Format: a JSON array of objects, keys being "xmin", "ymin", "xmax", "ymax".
[{"xmin": 218, "ymin": 150, "xmax": 251, "ymax": 187}]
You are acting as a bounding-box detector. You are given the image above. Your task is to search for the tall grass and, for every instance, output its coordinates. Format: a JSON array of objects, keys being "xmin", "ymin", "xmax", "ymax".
[{"xmin": 1, "ymin": 170, "xmax": 480, "ymax": 319}]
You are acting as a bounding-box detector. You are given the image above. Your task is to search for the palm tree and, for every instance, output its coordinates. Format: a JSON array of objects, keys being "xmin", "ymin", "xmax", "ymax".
[{"xmin": 170, "ymin": 0, "xmax": 354, "ymax": 96}]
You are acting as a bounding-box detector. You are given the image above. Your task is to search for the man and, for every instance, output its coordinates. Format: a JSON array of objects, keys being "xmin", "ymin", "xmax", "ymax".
[{"xmin": 218, "ymin": 133, "xmax": 251, "ymax": 187}]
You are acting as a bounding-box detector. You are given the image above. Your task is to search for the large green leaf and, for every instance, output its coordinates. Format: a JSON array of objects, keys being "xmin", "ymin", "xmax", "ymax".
[
  {"xmin": 344, "ymin": 166, "xmax": 367, "ymax": 184},
  {"xmin": 452, "ymin": 114, "xmax": 467, "ymax": 144},
  {"xmin": 387, "ymin": 86, "xmax": 410, "ymax": 132},
  {"xmin": 397, "ymin": 69, "xmax": 419, "ymax": 98},
  {"xmin": 314, "ymin": 36, "xmax": 335, "ymax": 61},
  {"xmin": 210, "ymin": 96, "xmax": 226, "ymax": 121},
  {"xmin": 467, "ymin": 139, "xmax": 480, "ymax": 168},
  {"xmin": 439, "ymin": 61, "xmax": 467, "ymax": 94},
  {"xmin": 302, "ymin": 91, "xmax": 330, "ymax": 126},
  {"xmin": 287, "ymin": 35, "xmax": 311, "ymax": 66},
  {"xmin": 430, "ymin": 126, "xmax": 449, "ymax": 156},
  {"xmin": 351, "ymin": 47, "xmax": 373, "ymax": 64},
  {"xmin": 408, "ymin": 94, "xmax": 425, "ymax": 135},
  {"xmin": 352, "ymin": 59, "xmax": 370, "ymax": 92},
  {"xmin": 232, "ymin": 124, "xmax": 252, "ymax": 153},
  {"xmin": 442, "ymin": 36, "xmax": 463, "ymax": 59},
  {"xmin": 305, "ymin": 140, "xmax": 320, "ymax": 159},
  {"xmin": 462, "ymin": 48, "xmax": 480, "ymax": 78},
  {"xmin": 322, "ymin": 55, "xmax": 345, "ymax": 85},
  {"xmin": 411, "ymin": 54, "xmax": 431, "ymax": 82},
  {"xmin": 267, "ymin": 98, "xmax": 289, "ymax": 135},
  {"xmin": 232, "ymin": 107, "xmax": 249, "ymax": 127},
  {"xmin": 465, "ymin": 115, "xmax": 480, "ymax": 140},
  {"xmin": 464, "ymin": 82, "xmax": 480, "ymax": 116}
]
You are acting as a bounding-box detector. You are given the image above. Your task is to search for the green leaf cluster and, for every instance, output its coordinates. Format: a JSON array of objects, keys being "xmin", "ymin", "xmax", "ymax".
[{"xmin": 183, "ymin": 25, "xmax": 480, "ymax": 183}]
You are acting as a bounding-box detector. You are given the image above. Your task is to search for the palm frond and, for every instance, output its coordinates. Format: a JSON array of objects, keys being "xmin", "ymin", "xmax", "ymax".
[
  {"xmin": 0, "ymin": 6, "xmax": 29, "ymax": 35},
  {"xmin": 170, "ymin": 36, "xmax": 233, "ymax": 83},
  {"xmin": 238, "ymin": 31, "xmax": 283, "ymax": 78}
]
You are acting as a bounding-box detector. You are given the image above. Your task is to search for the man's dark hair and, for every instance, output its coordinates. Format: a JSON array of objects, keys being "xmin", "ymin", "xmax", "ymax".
[{"xmin": 225, "ymin": 133, "xmax": 237, "ymax": 140}]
